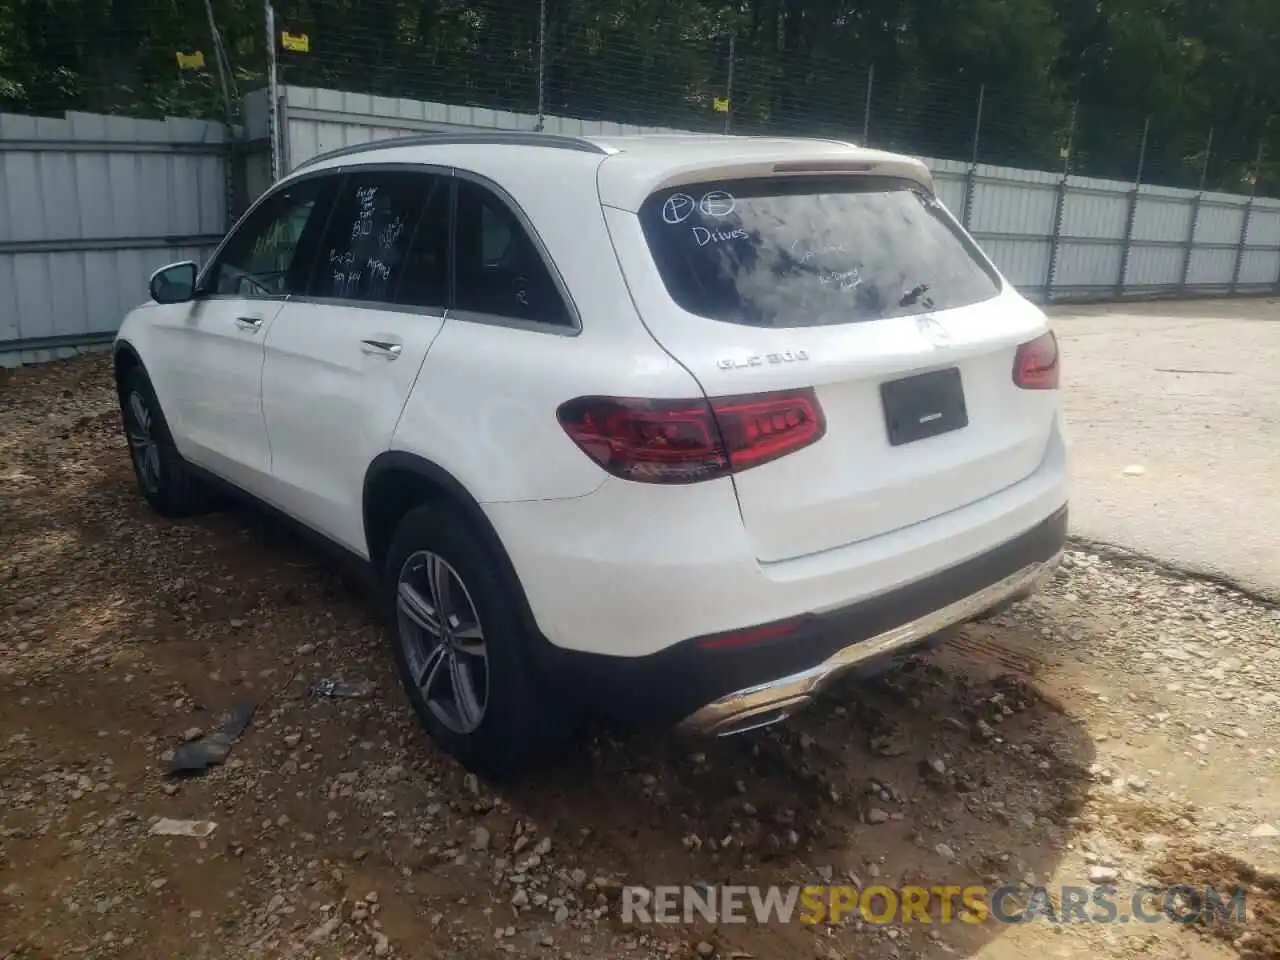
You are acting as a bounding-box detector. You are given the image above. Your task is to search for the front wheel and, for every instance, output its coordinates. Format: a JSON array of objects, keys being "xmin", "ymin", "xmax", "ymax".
[
  {"xmin": 384, "ymin": 504, "xmax": 569, "ymax": 782},
  {"xmin": 118, "ymin": 368, "xmax": 211, "ymax": 517}
]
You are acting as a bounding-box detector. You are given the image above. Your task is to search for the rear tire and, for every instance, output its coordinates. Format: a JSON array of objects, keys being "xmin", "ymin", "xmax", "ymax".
[
  {"xmin": 384, "ymin": 504, "xmax": 568, "ymax": 782},
  {"xmin": 118, "ymin": 367, "xmax": 212, "ymax": 518}
]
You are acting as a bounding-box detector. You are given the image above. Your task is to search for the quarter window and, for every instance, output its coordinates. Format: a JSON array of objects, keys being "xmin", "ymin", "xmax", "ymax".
[
  {"xmin": 454, "ymin": 180, "xmax": 571, "ymax": 327},
  {"xmin": 204, "ymin": 177, "xmax": 331, "ymax": 297}
]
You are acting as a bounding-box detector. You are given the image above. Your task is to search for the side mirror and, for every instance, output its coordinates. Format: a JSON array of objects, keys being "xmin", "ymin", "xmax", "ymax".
[{"xmin": 149, "ymin": 261, "xmax": 198, "ymax": 304}]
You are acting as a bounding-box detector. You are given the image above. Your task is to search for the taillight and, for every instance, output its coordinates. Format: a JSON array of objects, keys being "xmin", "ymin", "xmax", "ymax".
[
  {"xmin": 1013, "ymin": 330, "xmax": 1060, "ymax": 390},
  {"xmin": 556, "ymin": 389, "xmax": 826, "ymax": 484}
]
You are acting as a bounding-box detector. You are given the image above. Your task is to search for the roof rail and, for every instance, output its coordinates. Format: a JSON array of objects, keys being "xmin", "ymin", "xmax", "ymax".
[{"xmin": 291, "ymin": 131, "xmax": 610, "ymax": 171}]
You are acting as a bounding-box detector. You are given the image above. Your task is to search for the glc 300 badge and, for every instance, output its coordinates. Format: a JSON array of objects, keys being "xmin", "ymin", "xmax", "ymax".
[{"xmin": 716, "ymin": 349, "xmax": 810, "ymax": 370}]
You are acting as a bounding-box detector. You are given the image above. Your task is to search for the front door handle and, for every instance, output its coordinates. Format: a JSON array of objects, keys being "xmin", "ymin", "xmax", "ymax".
[
  {"xmin": 361, "ymin": 339, "xmax": 403, "ymax": 358},
  {"xmin": 235, "ymin": 315, "xmax": 264, "ymax": 330}
]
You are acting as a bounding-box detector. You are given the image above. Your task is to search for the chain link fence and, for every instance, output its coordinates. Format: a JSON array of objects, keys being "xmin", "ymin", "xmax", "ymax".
[
  {"xmin": 1, "ymin": 0, "xmax": 1274, "ymax": 194},
  {"xmin": 0, "ymin": 0, "xmax": 265, "ymax": 126},
  {"xmin": 262, "ymin": 0, "xmax": 1274, "ymax": 197}
]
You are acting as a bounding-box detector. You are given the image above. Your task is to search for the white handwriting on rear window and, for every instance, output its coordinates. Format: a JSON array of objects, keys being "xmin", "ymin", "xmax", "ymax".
[
  {"xmin": 819, "ymin": 269, "xmax": 862, "ymax": 291},
  {"xmin": 790, "ymin": 241, "xmax": 848, "ymax": 263},
  {"xmin": 692, "ymin": 226, "xmax": 747, "ymax": 246}
]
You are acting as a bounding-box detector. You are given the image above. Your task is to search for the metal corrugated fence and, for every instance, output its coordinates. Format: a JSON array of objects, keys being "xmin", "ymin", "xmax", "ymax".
[
  {"xmin": 0, "ymin": 110, "xmax": 228, "ymax": 366},
  {"xmin": 5, "ymin": 88, "xmax": 1279, "ymax": 365},
  {"xmin": 262, "ymin": 86, "xmax": 1280, "ymax": 305}
]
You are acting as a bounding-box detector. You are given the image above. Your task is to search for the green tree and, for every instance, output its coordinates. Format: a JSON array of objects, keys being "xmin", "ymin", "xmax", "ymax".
[{"xmin": 0, "ymin": 0, "xmax": 1275, "ymax": 193}]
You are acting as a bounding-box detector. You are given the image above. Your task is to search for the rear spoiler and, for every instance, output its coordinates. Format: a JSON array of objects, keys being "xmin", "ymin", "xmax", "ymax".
[{"xmin": 596, "ymin": 147, "xmax": 935, "ymax": 212}]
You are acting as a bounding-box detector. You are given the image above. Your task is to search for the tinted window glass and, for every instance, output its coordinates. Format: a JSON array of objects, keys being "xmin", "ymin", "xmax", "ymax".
[
  {"xmin": 396, "ymin": 179, "xmax": 451, "ymax": 309},
  {"xmin": 206, "ymin": 178, "xmax": 330, "ymax": 297},
  {"xmin": 454, "ymin": 180, "xmax": 571, "ymax": 327},
  {"xmin": 638, "ymin": 176, "xmax": 1000, "ymax": 327},
  {"xmin": 312, "ymin": 171, "xmax": 447, "ymax": 307}
]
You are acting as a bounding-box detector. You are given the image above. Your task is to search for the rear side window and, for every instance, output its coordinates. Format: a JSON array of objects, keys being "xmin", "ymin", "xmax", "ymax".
[
  {"xmin": 454, "ymin": 180, "xmax": 572, "ymax": 327},
  {"xmin": 309, "ymin": 170, "xmax": 448, "ymax": 308},
  {"xmin": 638, "ymin": 176, "xmax": 1000, "ymax": 327}
]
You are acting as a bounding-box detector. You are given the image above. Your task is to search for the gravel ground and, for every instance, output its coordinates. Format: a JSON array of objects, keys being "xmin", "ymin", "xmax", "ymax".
[{"xmin": 1, "ymin": 355, "xmax": 1278, "ymax": 960}]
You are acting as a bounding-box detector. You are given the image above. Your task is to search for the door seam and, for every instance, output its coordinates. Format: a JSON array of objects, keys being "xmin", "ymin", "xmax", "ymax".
[
  {"xmin": 256, "ymin": 298, "xmax": 291, "ymax": 471},
  {"xmin": 386, "ymin": 311, "xmax": 451, "ymax": 454}
]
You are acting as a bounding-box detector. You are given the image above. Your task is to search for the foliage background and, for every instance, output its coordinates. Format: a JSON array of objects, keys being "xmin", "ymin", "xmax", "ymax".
[{"xmin": 0, "ymin": 0, "xmax": 1276, "ymax": 192}]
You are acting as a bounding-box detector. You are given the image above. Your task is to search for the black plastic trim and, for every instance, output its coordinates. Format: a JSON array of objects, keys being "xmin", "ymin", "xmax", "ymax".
[{"xmin": 111, "ymin": 338, "xmax": 141, "ymax": 365}]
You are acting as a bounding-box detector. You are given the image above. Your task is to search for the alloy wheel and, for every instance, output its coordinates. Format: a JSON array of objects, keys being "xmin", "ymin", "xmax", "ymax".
[
  {"xmin": 396, "ymin": 550, "xmax": 489, "ymax": 734},
  {"xmin": 125, "ymin": 391, "xmax": 161, "ymax": 493}
]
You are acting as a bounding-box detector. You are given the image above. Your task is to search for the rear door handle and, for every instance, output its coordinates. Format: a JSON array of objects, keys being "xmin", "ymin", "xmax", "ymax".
[
  {"xmin": 235, "ymin": 315, "xmax": 264, "ymax": 330},
  {"xmin": 361, "ymin": 339, "xmax": 403, "ymax": 358}
]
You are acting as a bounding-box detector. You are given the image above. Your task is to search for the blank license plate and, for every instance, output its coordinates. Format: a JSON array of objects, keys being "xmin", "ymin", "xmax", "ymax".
[{"xmin": 880, "ymin": 367, "xmax": 968, "ymax": 446}]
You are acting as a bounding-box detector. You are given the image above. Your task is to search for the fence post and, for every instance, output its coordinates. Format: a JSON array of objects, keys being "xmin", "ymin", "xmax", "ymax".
[
  {"xmin": 1275, "ymin": 218, "xmax": 1280, "ymax": 293},
  {"xmin": 1180, "ymin": 127, "xmax": 1212, "ymax": 292},
  {"xmin": 1230, "ymin": 141, "xmax": 1264, "ymax": 294},
  {"xmin": 1181, "ymin": 194, "xmax": 1203, "ymax": 292},
  {"xmin": 535, "ymin": 0, "xmax": 546, "ymax": 131},
  {"xmin": 203, "ymin": 0, "xmax": 239, "ymax": 224},
  {"xmin": 962, "ymin": 84, "xmax": 985, "ymax": 231},
  {"xmin": 203, "ymin": 0, "xmax": 234, "ymax": 129},
  {"xmin": 277, "ymin": 93, "xmax": 290, "ymax": 174},
  {"xmin": 1274, "ymin": 231, "xmax": 1280, "ymax": 293},
  {"xmin": 861, "ymin": 64, "xmax": 874, "ymax": 145},
  {"xmin": 265, "ymin": 0, "xmax": 280, "ymax": 182},
  {"xmin": 1116, "ymin": 116, "xmax": 1150, "ymax": 298},
  {"xmin": 1045, "ymin": 101, "xmax": 1077, "ymax": 303},
  {"xmin": 723, "ymin": 34, "xmax": 736, "ymax": 135}
]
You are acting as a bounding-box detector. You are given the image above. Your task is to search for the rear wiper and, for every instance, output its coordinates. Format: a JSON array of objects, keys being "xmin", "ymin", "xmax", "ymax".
[{"xmin": 899, "ymin": 283, "xmax": 930, "ymax": 307}]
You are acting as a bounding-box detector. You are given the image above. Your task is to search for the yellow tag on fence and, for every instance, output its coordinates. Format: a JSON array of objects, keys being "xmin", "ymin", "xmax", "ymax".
[
  {"xmin": 175, "ymin": 51, "xmax": 206, "ymax": 70},
  {"xmin": 281, "ymin": 32, "xmax": 310, "ymax": 52},
  {"xmin": 713, "ymin": 97, "xmax": 731, "ymax": 113}
]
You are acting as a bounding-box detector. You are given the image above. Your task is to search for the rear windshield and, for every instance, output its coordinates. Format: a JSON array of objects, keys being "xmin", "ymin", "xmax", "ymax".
[{"xmin": 637, "ymin": 175, "xmax": 1000, "ymax": 327}]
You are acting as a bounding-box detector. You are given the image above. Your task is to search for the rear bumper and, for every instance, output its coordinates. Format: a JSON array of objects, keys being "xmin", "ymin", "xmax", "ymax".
[
  {"xmin": 529, "ymin": 504, "xmax": 1067, "ymax": 732},
  {"xmin": 486, "ymin": 415, "xmax": 1070, "ymax": 661},
  {"xmin": 681, "ymin": 527, "xmax": 1064, "ymax": 735}
]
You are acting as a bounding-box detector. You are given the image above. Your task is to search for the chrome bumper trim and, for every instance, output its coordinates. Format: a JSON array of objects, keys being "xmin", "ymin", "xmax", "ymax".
[{"xmin": 678, "ymin": 549, "xmax": 1064, "ymax": 737}]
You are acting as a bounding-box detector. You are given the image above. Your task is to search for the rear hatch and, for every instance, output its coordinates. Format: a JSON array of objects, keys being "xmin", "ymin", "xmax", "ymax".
[{"xmin": 603, "ymin": 171, "xmax": 1058, "ymax": 564}]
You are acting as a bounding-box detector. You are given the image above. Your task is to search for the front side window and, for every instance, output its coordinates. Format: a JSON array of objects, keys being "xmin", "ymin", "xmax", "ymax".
[
  {"xmin": 638, "ymin": 175, "xmax": 1001, "ymax": 328},
  {"xmin": 310, "ymin": 170, "xmax": 448, "ymax": 308},
  {"xmin": 454, "ymin": 180, "xmax": 572, "ymax": 327},
  {"xmin": 204, "ymin": 177, "xmax": 331, "ymax": 297}
]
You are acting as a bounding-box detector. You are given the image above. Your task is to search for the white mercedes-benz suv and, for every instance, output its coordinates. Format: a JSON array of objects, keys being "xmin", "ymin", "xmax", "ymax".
[{"xmin": 113, "ymin": 131, "xmax": 1068, "ymax": 780}]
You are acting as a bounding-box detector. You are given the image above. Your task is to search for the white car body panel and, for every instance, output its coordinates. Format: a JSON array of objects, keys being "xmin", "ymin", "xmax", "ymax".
[
  {"xmin": 119, "ymin": 296, "xmax": 278, "ymax": 495},
  {"xmin": 485, "ymin": 413, "xmax": 1066, "ymax": 656},
  {"xmin": 604, "ymin": 202, "xmax": 1056, "ymax": 561},
  {"xmin": 113, "ymin": 132, "xmax": 1068, "ymax": 675},
  {"xmin": 388, "ymin": 316, "xmax": 698, "ymax": 505},
  {"xmin": 259, "ymin": 301, "xmax": 445, "ymax": 555}
]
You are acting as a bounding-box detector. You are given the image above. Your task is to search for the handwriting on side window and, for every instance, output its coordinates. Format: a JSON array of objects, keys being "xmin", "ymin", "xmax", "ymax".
[
  {"xmin": 328, "ymin": 187, "xmax": 409, "ymax": 298},
  {"xmin": 351, "ymin": 186, "xmax": 378, "ymax": 240}
]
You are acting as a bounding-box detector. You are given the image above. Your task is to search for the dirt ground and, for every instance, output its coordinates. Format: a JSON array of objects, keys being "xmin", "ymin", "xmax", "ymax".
[{"xmin": 1, "ymin": 355, "xmax": 1278, "ymax": 960}]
